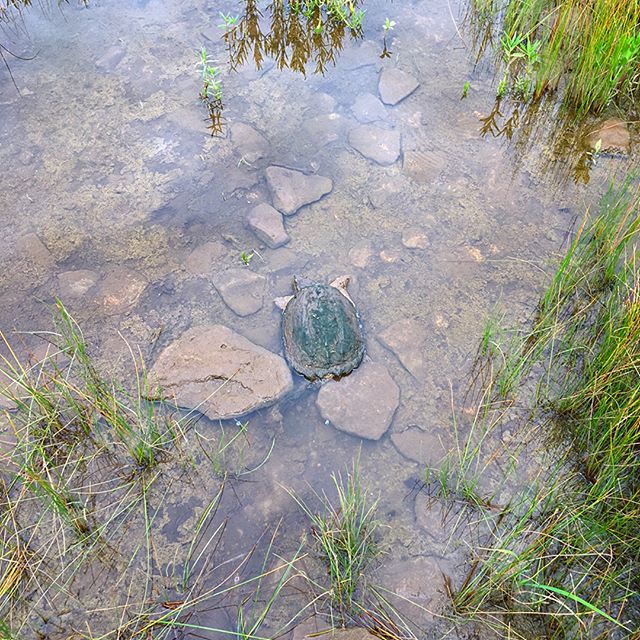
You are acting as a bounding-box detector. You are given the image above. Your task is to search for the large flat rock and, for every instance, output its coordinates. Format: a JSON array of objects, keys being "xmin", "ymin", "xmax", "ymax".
[
  {"xmin": 149, "ymin": 325, "xmax": 293, "ymax": 420},
  {"xmin": 265, "ymin": 166, "xmax": 332, "ymax": 216},
  {"xmin": 316, "ymin": 360, "xmax": 399, "ymax": 440},
  {"xmin": 247, "ymin": 203, "xmax": 289, "ymax": 249},
  {"xmin": 348, "ymin": 124, "xmax": 401, "ymax": 165}
]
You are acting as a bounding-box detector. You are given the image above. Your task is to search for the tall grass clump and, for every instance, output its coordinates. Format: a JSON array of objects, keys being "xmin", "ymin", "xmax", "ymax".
[
  {"xmin": 290, "ymin": 463, "xmax": 380, "ymax": 615},
  {"xmin": 448, "ymin": 180, "xmax": 640, "ymax": 638},
  {"xmin": 468, "ymin": 0, "xmax": 640, "ymax": 115}
]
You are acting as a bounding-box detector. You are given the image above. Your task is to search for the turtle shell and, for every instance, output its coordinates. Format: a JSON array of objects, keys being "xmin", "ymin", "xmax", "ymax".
[{"xmin": 282, "ymin": 283, "xmax": 365, "ymax": 380}]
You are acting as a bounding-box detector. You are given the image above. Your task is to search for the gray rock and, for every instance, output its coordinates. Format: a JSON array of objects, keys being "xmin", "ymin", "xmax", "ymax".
[
  {"xmin": 231, "ymin": 122, "xmax": 269, "ymax": 163},
  {"xmin": 265, "ymin": 166, "xmax": 333, "ymax": 216},
  {"xmin": 348, "ymin": 124, "xmax": 401, "ymax": 165},
  {"xmin": 401, "ymin": 228, "xmax": 430, "ymax": 250},
  {"xmin": 213, "ymin": 268, "xmax": 266, "ymax": 316},
  {"xmin": 316, "ymin": 360, "xmax": 399, "ymax": 440},
  {"xmin": 378, "ymin": 68, "xmax": 419, "ymax": 105},
  {"xmin": 94, "ymin": 267, "xmax": 147, "ymax": 315},
  {"xmin": 303, "ymin": 113, "xmax": 347, "ymax": 146},
  {"xmin": 247, "ymin": 203, "xmax": 290, "ymax": 249},
  {"xmin": 351, "ymin": 93, "xmax": 388, "ymax": 124},
  {"xmin": 57, "ymin": 270, "xmax": 99, "ymax": 298},
  {"xmin": 391, "ymin": 425, "xmax": 448, "ymax": 466},
  {"xmin": 378, "ymin": 318, "xmax": 428, "ymax": 378},
  {"xmin": 149, "ymin": 325, "xmax": 293, "ymax": 420},
  {"xmin": 16, "ymin": 233, "xmax": 54, "ymax": 270},
  {"xmin": 96, "ymin": 46, "xmax": 125, "ymax": 72},
  {"xmin": 402, "ymin": 150, "xmax": 448, "ymax": 182}
]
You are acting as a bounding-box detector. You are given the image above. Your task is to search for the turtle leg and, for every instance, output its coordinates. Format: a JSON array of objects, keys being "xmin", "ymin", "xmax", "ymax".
[
  {"xmin": 273, "ymin": 295, "xmax": 294, "ymax": 310},
  {"xmin": 329, "ymin": 275, "xmax": 355, "ymax": 305}
]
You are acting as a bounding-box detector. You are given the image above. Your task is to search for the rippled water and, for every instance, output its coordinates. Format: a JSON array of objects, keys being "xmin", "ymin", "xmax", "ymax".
[{"xmin": 0, "ymin": 0, "xmax": 637, "ymax": 637}]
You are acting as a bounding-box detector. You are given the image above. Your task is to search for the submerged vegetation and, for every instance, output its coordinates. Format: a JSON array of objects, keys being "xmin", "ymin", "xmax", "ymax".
[
  {"xmin": 468, "ymin": 0, "xmax": 640, "ymax": 115},
  {"xmin": 431, "ymin": 180, "xmax": 640, "ymax": 638}
]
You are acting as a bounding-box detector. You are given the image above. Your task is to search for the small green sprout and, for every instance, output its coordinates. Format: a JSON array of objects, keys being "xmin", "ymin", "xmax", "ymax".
[
  {"xmin": 383, "ymin": 17, "xmax": 396, "ymax": 32},
  {"xmin": 461, "ymin": 80, "xmax": 471, "ymax": 99},
  {"xmin": 218, "ymin": 12, "xmax": 239, "ymax": 29},
  {"xmin": 240, "ymin": 251, "xmax": 254, "ymax": 266}
]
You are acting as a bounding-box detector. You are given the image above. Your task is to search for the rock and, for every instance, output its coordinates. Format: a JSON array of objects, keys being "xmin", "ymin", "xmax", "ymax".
[
  {"xmin": 293, "ymin": 617, "xmax": 374, "ymax": 640},
  {"xmin": 391, "ymin": 425, "xmax": 448, "ymax": 466},
  {"xmin": 149, "ymin": 325, "xmax": 293, "ymax": 420},
  {"xmin": 316, "ymin": 360, "xmax": 399, "ymax": 440},
  {"xmin": 230, "ymin": 122, "xmax": 269, "ymax": 163},
  {"xmin": 351, "ymin": 93, "xmax": 388, "ymax": 124},
  {"xmin": 303, "ymin": 113, "xmax": 347, "ymax": 146},
  {"xmin": 312, "ymin": 93, "xmax": 337, "ymax": 112},
  {"xmin": 585, "ymin": 117, "xmax": 630, "ymax": 153},
  {"xmin": 402, "ymin": 228, "xmax": 430, "ymax": 250},
  {"xmin": 212, "ymin": 268, "xmax": 266, "ymax": 316},
  {"xmin": 414, "ymin": 493, "xmax": 453, "ymax": 545},
  {"xmin": 247, "ymin": 203, "xmax": 290, "ymax": 249},
  {"xmin": 348, "ymin": 124, "xmax": 401, "ymax": 165},
  {"xmin": 379, "ymin": 249, "xmax": 402, "ymax": 264},
  {"xmin": 0, "ymin": 371, "xmax": 18, "ymax": 411},
  {"xmin": 265, "ymin": 166, "xmax": 333, "ymax": 216},
  {"xmin": 378, "ymin": 318, "xmax": 427, "ymax": 378},
  {"xmin": 339, "ymin": 40, "xmax": 382, "ymax": 71},
  {"xmin": 378, "ymin": 69, "xmax": 419, "ymax": 105},
  {"xmin": 349, "ymin": 240, "xmax": 373, "ymax": 269},
  {"xmin": 16, "ymin": 233, "xmax": 54, "ymax": 270},
  {"xmin": 96, "ymin": 46, "xmax": 125, "ymax": 72},
  {"xmin": 402, "ymin": 150, "xmax": 448, "ymax": 182},
  {"xmin": 94, "ymin": 267, "xmax": 147, "ymax": 315},
  {"xmin": 185, "ymin": 241, "xmax": 227, "ymax": 277},
  {"xmin": 56, "ymin": 270, "xmax": 99, "ymax": 298}
]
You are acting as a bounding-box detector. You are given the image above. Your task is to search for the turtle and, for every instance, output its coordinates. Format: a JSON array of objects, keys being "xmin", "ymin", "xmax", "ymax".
[{"xmin": 274, "ymin": 276, "xmax": 365, "ymax": 380}]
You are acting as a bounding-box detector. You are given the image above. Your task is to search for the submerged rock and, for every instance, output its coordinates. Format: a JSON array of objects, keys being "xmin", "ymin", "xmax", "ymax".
[
  {"xmin": 293, "ymin": 619, "xmax": 374, "ymax": 640},
  {"xmin": 303, "ymin": 113, "xmax": 348, "ymax": 146},
  {"xmin": 349, "ymin": 240, "xmax": 374, "ymax": 269},
  {"xmin": 247, "ymin": 203, "xmax": 290, "ymax": 249},
  {"xmin": 351, "ymin": 93, "xmax": 388, "ymax": 124},
  {"xmin": 265, "ymin": 166, "xmax": 333, "ymax": 216},
  {"xmin": 94, "ymin": 267, "xmax": 147, "ymax": 315},
  {"xmin": 149, "ymin": 324, "xmax": 293, "ymax": 420},
  {"xmin": 348, "ymin": 124, "xmax": 401, "ymax": 165},
  {"xmin": 585, "ymin": 117, "xmax": 630, "ymax": 153},
  {"xmin": 391, "ymin": 424, "xmax": 448, "ymax": 466},
  {"xmin": 378, "ymin": 317, "xmax": 428, "ymax": 378},
  {"xmin": 378, "ymin": 68, "xmax": 419, "ymax": 105},
  {"xmin": 212, "ymin": 268, "xmax": 266, "ymax": 316},
  {"xmin": 185, "ymin": 241, "xmax": 227, "ymax": 277},
  {"xmin": 316, "ymin": 360, "xmax": 399, "ymax": 440},
  {"xmin": 401, "ymin": 228, "xmax": 430, "ymax": 250},
  {"xmin": 56, "ymin": 269, "xmax": 99, "ymax": 298},
  {"xmin": 230, "ymin": 122, "xmax": 269, "ymax": 163}
]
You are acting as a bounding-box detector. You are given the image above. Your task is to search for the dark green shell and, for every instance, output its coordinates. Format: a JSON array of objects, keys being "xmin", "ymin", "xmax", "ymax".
[{"xmin": 282, "ymin": 284, "xmax": 365, "ymax": 380}]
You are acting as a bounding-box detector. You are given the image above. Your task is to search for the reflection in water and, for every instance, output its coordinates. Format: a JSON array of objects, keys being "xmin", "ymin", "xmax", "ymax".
[{"xmin": 222, "ymin": 0, "xmax": 365, "ymax": 76}]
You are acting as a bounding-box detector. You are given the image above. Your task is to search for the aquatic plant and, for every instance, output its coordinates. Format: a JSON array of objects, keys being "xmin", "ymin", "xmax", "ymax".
[
  {"xmin": 467, "ymin": 0, "xmax": 640, "ymax": 115},
  {"xmin": 441, "ymin": 180, "xmax": 640, "ymax": 638},
  {"xmin": 290, "ymin": 463, "xmax": 380, "ymax": 615}
]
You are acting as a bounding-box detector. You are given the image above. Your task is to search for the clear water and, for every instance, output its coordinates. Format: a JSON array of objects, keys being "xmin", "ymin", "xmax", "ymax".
[{"xmin": 0, "ymin": 0, "xmax": 636, "ymax": 637}]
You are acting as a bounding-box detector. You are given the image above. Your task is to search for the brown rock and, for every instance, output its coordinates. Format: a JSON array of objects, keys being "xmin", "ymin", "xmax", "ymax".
[
  {"xmin": 348, "ymin": 124, "xmax": 401, "ymax": 165},
  {"xmin": 316, "ymin": 360, "xmax": 399, "ymax": 440},
  {"xmin": 247, "ymin": 203, "xmax": 289, "ymax": 249},
  {"xmin": 378, "ymin": 318, "xmax": 428, "ymax": 378},
  {"xmin": 266, "ymin": 166, "xmax": 333, "ymax": 216},
  {"xmin": 391, "ymin": 425, "xmax": 448, "ymax": 466},
  {"xmin": 16, "ymin": 233, "xmax": 54, "ymax": 270},
  {"xmin": 185, "ymin": 241, "xmax": 227, "ymax": 276},
  {"xmin": 94, "ymin": 267, "xmax": 147, "ymax": 315},
  {"xmin": 212, "ymin": 268, "xmax": 266, "ymax": 316},
  {"xmin": 149, "ymin": 325, "xmax": 293, "ymax": 420},
  {"xmin": 402, "ymin": 228, "xmax": 430, "ymax": 250},
  {"xmin": 402, "ymin": 149, "xmax": 448, "ymax": 182},
  {"xmin": 303, "ymin": 113, "xmax": 348, "ymax": 146},
  {"xmin": 585, "ymin": 117, "xmax": 630, "ymax": 153},
  {"xmin": 349, "ymin": 240, "xmax": 374, "ymax": 269},
  {"xmin": 378, "ymin": 69, "xmax": 419, "ymax": 106},
  {"xmin": 293, "ymin": 617, "xmax": 374, "ymax": 640},
  {"xmin": 56, "ymin": 270, "xmax": 99, "ymax": 298}
]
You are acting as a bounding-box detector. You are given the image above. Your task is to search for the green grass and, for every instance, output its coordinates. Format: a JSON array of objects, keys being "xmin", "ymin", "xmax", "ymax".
[
  {"xmin": 441, "ymin": 180, "xmax": 640, "ymax": 638},
  {"xmin": 0, "ymin": 302, "xmax": 289, "ymax": 638},
  {"xmin": 290, "ymin": 462, "xmax": 380, "ymax": 615},
  {"xmin": 468, "ymin": 0, "xmax": 640, "ymax": 115}
]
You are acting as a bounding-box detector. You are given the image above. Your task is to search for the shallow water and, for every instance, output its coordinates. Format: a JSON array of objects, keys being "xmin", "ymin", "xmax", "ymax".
[{"xmin": 0, "ymin": 0, "xmax": 637, "ymax": 637}]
